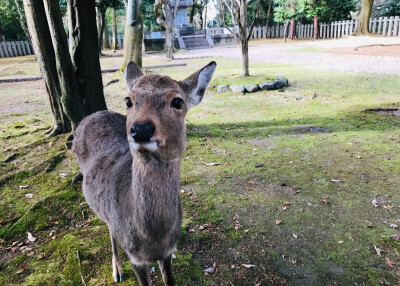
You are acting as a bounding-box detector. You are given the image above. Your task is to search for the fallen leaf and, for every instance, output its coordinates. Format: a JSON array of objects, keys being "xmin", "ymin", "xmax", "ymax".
[
  {"xmin": 291, "ymin": 260, "xmax": 297, "ymax": 265},
  {"xmin": 242, "ymin": 264, "xmax": 256, "ymax": 268},
  {"xmin": 389, "ymin": 223, "xmax": 398, "ymax": 229},
  {"xmin": 59, "ymin": 173, "xmax": 67, "ymax": 178},
  {"xmin": 205, "ymin": 162, "xmax": 220, "ymax": 166},
  {"xmin": 331, "ymin": 179, "xmax": 341, "ymax": 183},
  {"xmin": 189, "ymin": 228, "xmax": 195, "ymax": 233},
  {"xmin": 388, "ymin": 234, "xmax": 400, "ymax": 241},
  {"xmin": 386, "ymin": 258, "xmax": 395, "ymax": 268},
  {"xmin": 284, "ymin": 201, "xmax": 291, "ymax": 206},
  {"xmin": 372, "ymin": 199, "xmax": 378, "ymax": 207},
  {"xmin": 25, "ymin": 193, "xmax": 33, "ymax": 199},
  {"xmin": 27, "ymin": 232, "xmax": 36, "ymax": 242},
  {"xmin": 203, "ymin": 267, "xmax": 214, "ymax": 274},
  {"xmin": 374, "ymin": 245, "xmax": 382, "ymax": 256},
  {"xmin": 19, "ymin": 185, "xmax": 29, "ymax": 189},
  {"xmin": 15, "ymin": 265, "xmax": 26, "ymax": 274},
  {"xmin": 0, "ymin": 218, "xmax": 4, "ymax": 224},
  {"xmin": 292, "ymin": 233, "xmax": 298, "ymax": 239},
  {"xmin": 275, "ymin": 220, "xmax": 282, "ymax": 225},
  {"xmin": 338, "ymin": 240, "xmax": 344, "ymax": 244},
  {"xmin": 53, "ymin": 221, "xmax": 59, "ymax": 225},
  {"xmin": 27, "ymin": 251, "xmax": 34, "ymax": 257}
]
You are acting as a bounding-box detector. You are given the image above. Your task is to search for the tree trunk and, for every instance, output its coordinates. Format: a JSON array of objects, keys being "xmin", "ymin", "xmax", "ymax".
[
  {"xmin": 353, "ymin": 0, "xmax": 374, "ymax": 36},
  {"xmin": 203, "ymin": 0, "xmax": 207, "ymax": 29},
  {"xmin": 14, "ymin": 0, "xmax": 32, "ymax": 43},
  {"xmin": 239, "ymin": 0, "xmax": 248, "ymax": 76},
  {"xmin": 241, "ymin": 40, "xmax": 249, "ymax": 76},
  {"xmin": 121, "ymin": 0, "xmax": 143, "ymax": 70},
  {"xmin": 165, "ymin": 27, "xmax": 174, "ymax": 59},
  {"xmin": 23, "ymin": 0, "xmax": 75, "ymax": 136},
  {"xmin": 112, "ymin": 7, "xmax": 118, "ymax": 50},
  {"xmin": 42, "ymin": 0, "xmax": 85, "ymax": 130},
  {"xmin": 103, "ymin": 13, "xmax": 110, "ymax": 49},
  {"xmin": 314, "ymin": 14, "xmax": 319, "ymax": 40},
  {"xmin": 156, "ymin": 0, "xmax": 176, "ymax": 59},
  {"xmin": 284, "ymin": 21, "xmax": 289, "ymax": 42},
  {"xmin": 68, "ymin": 0, "xmax": 107, "ymax": 115},
  {"xmin": 265, "ymin": 0, "xmax": 272, "ymax": 37},
  {"xmin": 189, "ymin": 5, "xmax": 195, "ymax": 24},
  {"xmin": 288, "ymin": 18, "xmax": 296, "ymax": 40},
  {"xmin": 98, "ymin": 10, "xmax": 106, "ymax": 53}
]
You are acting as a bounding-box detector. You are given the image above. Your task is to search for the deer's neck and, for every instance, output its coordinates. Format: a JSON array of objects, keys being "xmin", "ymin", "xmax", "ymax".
[{"xmin": 130, "ymin": 153, "xmax": 181, "ymax": 232}]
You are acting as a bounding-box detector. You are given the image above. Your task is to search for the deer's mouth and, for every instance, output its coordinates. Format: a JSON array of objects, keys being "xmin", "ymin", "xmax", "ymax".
[{"xmin": 131, "ymin": 140, "xmax": 158, "ymax": 152}]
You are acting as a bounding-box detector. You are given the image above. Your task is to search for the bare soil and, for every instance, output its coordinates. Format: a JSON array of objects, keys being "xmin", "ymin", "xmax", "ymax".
[{"xmin": 328, "ymin": 44, "xmax": 400, "ymax": 57}]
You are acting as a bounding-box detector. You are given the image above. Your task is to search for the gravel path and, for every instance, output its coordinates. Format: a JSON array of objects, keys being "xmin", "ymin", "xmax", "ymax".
[{"xmin": 177, "ymin": 37, "xmax": 400, "ymax": 76}]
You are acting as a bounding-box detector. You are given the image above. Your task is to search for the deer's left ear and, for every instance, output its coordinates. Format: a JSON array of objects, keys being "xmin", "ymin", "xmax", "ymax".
[{"xmin": 180, "ymin": 61, "xmax": 217, "ymax": 109}]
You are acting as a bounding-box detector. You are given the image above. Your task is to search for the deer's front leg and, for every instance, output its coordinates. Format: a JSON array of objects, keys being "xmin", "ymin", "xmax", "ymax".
[
  {"xmin": 158, "ymin": 255, "xmax": 175, "ymax": 286},
  {"xmin": 109, "ymin": 228, "xmax": 123, "ymax": 282},
  {"xmin": 131, "ymin": 263, "xmax": 151, "ymax": 286}
]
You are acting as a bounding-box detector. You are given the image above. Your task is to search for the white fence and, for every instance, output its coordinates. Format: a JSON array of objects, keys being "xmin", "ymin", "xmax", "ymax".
[
  {"xmin": 0, "ymin": 41, "xmax": 34, "ymax": 58},
  {"xmin": 209, "ymin": 16, "xmax": 400, "ymax": 40}
]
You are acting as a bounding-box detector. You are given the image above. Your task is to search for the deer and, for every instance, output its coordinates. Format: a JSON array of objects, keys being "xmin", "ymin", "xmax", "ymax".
[{"xmin": 72, "ymin": 61, "xmax": 216, "ymax": 286}]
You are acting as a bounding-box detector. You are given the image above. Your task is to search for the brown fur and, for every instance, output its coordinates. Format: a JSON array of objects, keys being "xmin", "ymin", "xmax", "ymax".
[{"xmin": 72, "ymin": 61, "xmax": 216, "ymax": 286}]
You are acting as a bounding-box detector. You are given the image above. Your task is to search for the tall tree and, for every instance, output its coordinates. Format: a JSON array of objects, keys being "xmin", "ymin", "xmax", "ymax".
[
  {"xmin": 303, "ymin": 0, "xmax": 328, "ymax": 40},
  {"xmin": 14, "ymin": 0, "xmax": 31, "ymax": 43},
  {"xmin": 274, "ymin": 0, "xmax": 298, "ymax": 40},
  {"xmin": 220, "ymin": 0, "xmax": 262, "ymax": 76},
  {"xmin": 111, "ymin": 7, "xmax": 118, "ymax": 50},
  {"xmin": 121, "ymin": 0, "xmax": 143, "ymax": 69},
  {"xmin": 154, "ymin": 0, "xmax": 179, "ymax": 59},
  {"xmin": 353, "ymin": 0, "xmax": 374, "ymax": 36},
  {"xmin": 23, "ymin": 0, "xmax": 106, "ymax": 136}
]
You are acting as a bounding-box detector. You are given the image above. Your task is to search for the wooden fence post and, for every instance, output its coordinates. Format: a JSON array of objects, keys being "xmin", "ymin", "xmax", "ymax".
[
  {"xmin": 0, "ymin": 43, "xmax": 5, "ymax": 58},
  {"xmin": 394, "ymin": 16, "xmax": 399, "ymax": 36},
  {"xmin": 377, "ymin": 17, "xmax": 383, "ymax": 35},
  {"xmin": 383, "ymin": 16, "xmax": 388, "ymax": 36},
  {"xmin": 388, "ymin": 16, "xmax": 394, "ymax": 36}
]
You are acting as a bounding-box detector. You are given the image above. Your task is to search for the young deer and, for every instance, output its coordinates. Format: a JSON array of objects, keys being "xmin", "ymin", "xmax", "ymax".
[{"xmin": 72, "ymin": 61, "xmax": 216, "ymax": 285}]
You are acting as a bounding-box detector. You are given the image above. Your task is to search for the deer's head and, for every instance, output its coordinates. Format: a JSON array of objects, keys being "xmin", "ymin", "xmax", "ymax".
[{"xmin": 125, "ymin": 61, "xmax": 216, "ymax": 161}]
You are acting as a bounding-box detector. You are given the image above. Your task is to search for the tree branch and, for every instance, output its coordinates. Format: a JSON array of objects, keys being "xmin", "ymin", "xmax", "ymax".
[
  {"xmin": 219, "ymin": 0, "xmax": 241, "ymax": 42},
  {"xmin": 246, "ymin": 0, "xmax": 261, "ymax": 42}
]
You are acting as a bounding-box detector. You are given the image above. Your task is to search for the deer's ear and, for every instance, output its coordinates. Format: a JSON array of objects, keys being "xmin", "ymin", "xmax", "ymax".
[
  {"xmin": 125, "ymin": 61, "xmax": 143, "ymax": 90},
  {"xmin": 180, "ymin": 61, "xmax": 216, "ymax": 108}
]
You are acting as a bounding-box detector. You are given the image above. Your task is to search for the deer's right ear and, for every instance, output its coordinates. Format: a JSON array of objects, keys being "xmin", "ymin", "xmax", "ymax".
[
  {"xmin": 180, "ymin": 61, "xmax": 217, "ymax": 109},
  {"xmin": 125, "ymin": 61, "xmax": 143, "ymax": 90}
]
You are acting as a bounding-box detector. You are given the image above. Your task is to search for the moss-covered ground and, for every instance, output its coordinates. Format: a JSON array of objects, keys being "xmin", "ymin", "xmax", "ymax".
[{"xmin": 1, "ymin": 55, "xmax": 400, "ymax": 285}]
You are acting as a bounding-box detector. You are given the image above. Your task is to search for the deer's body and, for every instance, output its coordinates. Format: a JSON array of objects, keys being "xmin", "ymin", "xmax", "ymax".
[
  {"xmin": 73, "ymin": 111, "xmax": 182, "ymax": 265},
  {"xmin": 72, "ymin": 61, "xmax": 216, "ymax": 285}
]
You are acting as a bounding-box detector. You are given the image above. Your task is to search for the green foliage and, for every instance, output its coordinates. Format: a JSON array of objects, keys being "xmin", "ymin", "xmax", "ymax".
[
  {"xmin": 142, "ymin": 0, "xmax": 160, "ymax": 31},
  {"xmin": 318, "ymin": 0, "xmax": 356, "ymax": 22},
  {"xmin": 0, "ymin": 0, "xmax": 26, "ymax": 41},
  {"xmin": 274, "ymin": 0, "xmax": 303, "ymax": 23},
  {"xmin": 384, "ymin": 0, "xmax": 400, "ymax": 16}
]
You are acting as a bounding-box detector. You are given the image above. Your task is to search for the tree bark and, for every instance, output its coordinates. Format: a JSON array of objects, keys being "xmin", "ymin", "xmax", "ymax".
[
  {"xmin": 288, "ymin": 18, "xmax": 297, "ymax": 40},
  {"xmin": 122, "ymin": 0, "xmax": 143, "ymax": 70},
  {"xmin": 112, "ymin": 7, "xmax": 118, "ymax": 50},
  {"xmin": 103, "ymin": 13, "xmax": 110, "ymax": 49},
  {"xmin": 42, "ymin": 0, "xmax": 85, "ymax": 130},
  {"xmin": 68, "ymin": 0, "xmax": 107, "ymax": 115},
  {"xmin": 241, "ymin": 40, "xmax": 249, "ymax": 76},
  {"xmin": 98, "ymin": 10, "xmax": 106, "ymax": 53},
  {"xmin": 353, "ymin": 0, "xmax": 374, "ymax": 36},
  {"xmin": 314, "ymin": 14, "xmax": 319, "ymax": 40},
  {"xmin": 14, "ymin": 0, "xmax": 32, "ymax": 43},
  {"xmin": 155, "ymin": 0, "xmax": 178, "ymax": 59},
  {"xmin": 265, "ymin": 0, "xmax": 272, "ymax": 37},
  {"xmin": 23, "ymin": 0, "xmax": 74, "ymax": 136}
]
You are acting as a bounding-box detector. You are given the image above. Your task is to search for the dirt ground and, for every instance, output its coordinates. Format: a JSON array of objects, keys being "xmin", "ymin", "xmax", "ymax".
[{"xmin": 328, "ymin": 44, "xmax": 400, "ymax": 57}]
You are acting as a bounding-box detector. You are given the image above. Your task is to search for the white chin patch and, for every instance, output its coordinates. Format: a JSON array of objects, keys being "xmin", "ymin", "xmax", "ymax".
[{"xmin": 131, "ymin": 141, "xmax": 158, "ymax": 152}]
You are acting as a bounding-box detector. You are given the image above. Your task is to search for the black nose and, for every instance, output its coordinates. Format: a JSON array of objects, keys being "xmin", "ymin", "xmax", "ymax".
[{"xmin": 131, "ymin": 122, "xmax": 156, "ymax": 143}]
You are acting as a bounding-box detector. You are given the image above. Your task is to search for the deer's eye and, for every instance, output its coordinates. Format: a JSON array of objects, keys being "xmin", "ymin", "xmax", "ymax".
[
  {"xmin": 125, "ymin": 97, "xmax": 133, "ymax": 108},
  {"xmin": 171, "ymin": 98, "xmax": 183, "ymax": 110}
]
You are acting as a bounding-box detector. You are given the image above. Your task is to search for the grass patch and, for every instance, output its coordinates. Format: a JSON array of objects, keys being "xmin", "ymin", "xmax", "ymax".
[{"xmin": 1, "ymin": 56, "xmax": 400, "ymax": 285}]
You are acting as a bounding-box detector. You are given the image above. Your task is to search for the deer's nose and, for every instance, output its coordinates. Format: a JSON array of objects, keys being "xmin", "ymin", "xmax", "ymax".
[{"xmin": 131, "ymin": 122, "xmax": 156, "ymax": 143}]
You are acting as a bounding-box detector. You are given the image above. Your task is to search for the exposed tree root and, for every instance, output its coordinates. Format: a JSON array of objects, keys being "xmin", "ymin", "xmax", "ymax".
[{"xmin": 71, "ymin": 172, "xmax": 83, "ymax": 185}]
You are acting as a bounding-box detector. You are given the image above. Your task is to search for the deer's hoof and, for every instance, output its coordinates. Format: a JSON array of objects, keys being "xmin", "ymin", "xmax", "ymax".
[{"xmin": 113, "ymin": 273, "xmax": 123, "ymax": 283}]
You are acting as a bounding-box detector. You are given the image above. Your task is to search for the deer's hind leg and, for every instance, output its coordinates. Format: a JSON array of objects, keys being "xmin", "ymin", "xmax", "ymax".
[
  {"xmin": 158, "ymin": 255, "xmax": 175, "ymax": 286},
  {"xmin": 109, "ymin": 227, "xmax": 123, "ymax": 282}
]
